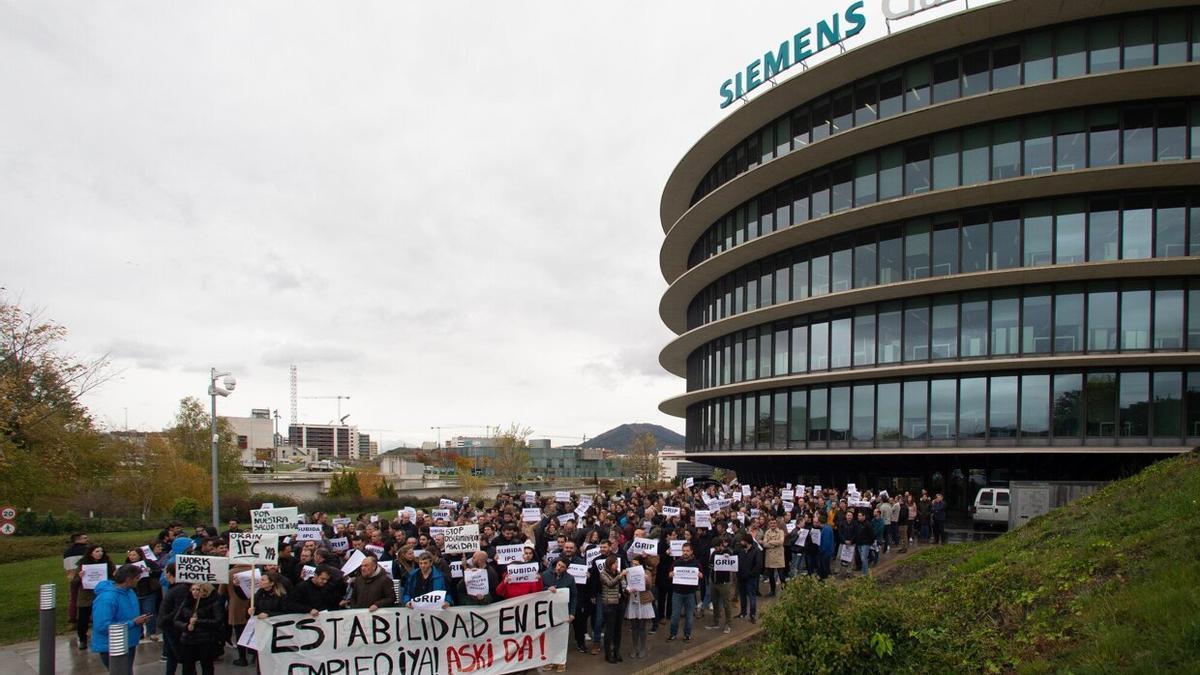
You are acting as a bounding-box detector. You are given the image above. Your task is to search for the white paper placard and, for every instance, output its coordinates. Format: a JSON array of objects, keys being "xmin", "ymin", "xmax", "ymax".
[
  {"xmin": 626, "ymin": 565, "xmax": 645, "ymax": 592},
  {"xmin": 567, "ymin": 563, "xmax": 589, "ymax": 585},
  {"xmin": 506, "ymin": 562, "xmax": 539, "ymax": 583},
  {"xmin": 464, "ymin": 568, "xmax": 489, "ymax": 596},
  {"xmin": 522, "ymin": 508, "xmax": 542, "ymax": 523},
  {"xmin": 176, "ymin": 555, "xmax": 229, "ymax": 584},
  {"xmin": 662, "ymin": 506, "xmax": 681, "ymax": 517},
  {"xmin": 669, "ymin": 540, "xmax": 684, "ymax": 557},
  {"xmin": 554, "ymin": 491, "xmax": 571, "ymax": 503},
  {"xmin": 341, "ymin": 550, "xmax": 366, "ymax": 576},
  {"xmin": 411, "ymin": 590, "xmax": 446, "ymax": 611},
  {"xmin": 713, "ymin": 554, "xmax": 738, "ymax": 572},
  {"xmin": 440, "ymin": 524, "xmax": 481, "ymax": 555},
  {"xmin": 250, "ymin": 507, "xmax": 299, "ymax": 535},
  {"xmin": 229, "ymin": 532, "xmax": 278, "ymax": 565},
  {"xmin": 672, "ymin": 566, "xmax": 699, "ymax": 586},
  {"xmin": 329, "ymin": 537, "xmax": 349, "ymax": 553},
  {"xmin": 695, "ymin": 510, "xmax": 711, "ymax": 528},
  {"xmin": 629, "ymin": 537, "xmax": 657, "ymax": 557},
  {"xmin": 295, "ymin": 524, "xmax": 324, "ymax": 542},
  {"xmin": 495, "ymin": 544, "xmax": 525, "ymax": 566}
]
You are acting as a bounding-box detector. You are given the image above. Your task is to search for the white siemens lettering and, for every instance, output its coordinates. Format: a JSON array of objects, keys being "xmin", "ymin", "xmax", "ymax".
[
  {"xmin": 719, "ymin": 1, "xmax": 866, "ymax": 109},
  {"xmin": 882, "ymin": 0, "xmax": 956, "ymax": 21}
]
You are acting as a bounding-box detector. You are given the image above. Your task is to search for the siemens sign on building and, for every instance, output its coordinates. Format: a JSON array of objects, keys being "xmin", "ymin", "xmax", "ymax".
[
  {"xmin": 663, "ymin": 0, "xmax": 1200, "ymax": 508},
  {"xmin": 719, "ymin": 2, "xmax": 867, "ymax": 109}
]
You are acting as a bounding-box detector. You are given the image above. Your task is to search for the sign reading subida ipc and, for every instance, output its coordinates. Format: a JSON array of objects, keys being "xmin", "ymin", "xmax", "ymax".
[{"xmin": 252, "ymin": 590, "xmax": 569, "ymax": 675}]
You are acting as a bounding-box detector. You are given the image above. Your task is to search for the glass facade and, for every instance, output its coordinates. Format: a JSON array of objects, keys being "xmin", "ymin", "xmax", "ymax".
[
  {"xmin": 685, "ymin": 368, "xmax": 1200, "ymax": 451},
  {"xmin": 687, "ymin": 279, "xmax": 1200, "ymax": 391},
  {"xmin": 665, "ymin": 6, "xmax": 1200, "ymax": 471},
  {"xmin": 689, "ymin": 8, "xmax": 1200, "ymax": 206},
  {"xmin": 686, "ymin": 191, "xmax": 1200, "ymax": 330},
  {"xmin": 686, "ymin": 99, "xmax": 1200, "ymax": 270}
]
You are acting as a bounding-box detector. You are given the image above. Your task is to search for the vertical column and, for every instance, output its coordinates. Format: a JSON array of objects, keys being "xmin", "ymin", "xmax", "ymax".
[{"xmin": 38, "ymin": 584, "xmax": 55, "ymax": 675}]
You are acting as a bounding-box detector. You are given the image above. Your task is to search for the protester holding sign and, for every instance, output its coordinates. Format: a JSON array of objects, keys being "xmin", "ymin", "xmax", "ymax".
[
  {"xmin": 251, "ymin": 571, "xmax": 289, "ymax": 618},
  {"xmin": 72, "ymin": 544, "xmax": 114, "ymax": 650},
  {"xmin": 667, "ymin": 543, "xmax": 701, "ymax": 642},
  {"xmin": 541, "ymin": 558, "xmax": 578, "ymax": 671},
  {"xmin": 625, "ymin": 554, "xmax": 656, "ymax": 660},
  {"xmin": 285, "ymin": 566, "xmax": 342, "ymax": 615},
  {"xmin": 122, "ymin": 548, "xmax": 161, "ymax": 642},
  {"xmin": 705, "ymin": 538, "xmax": 735, "ymax": 634},
  {"xmin": 497, "ymin": 546, "xmax": 545, "ymax": 599},
  {"xmin": 174, "ymin": 583, "xmax": 225, "ymax": 675},
  {"xmin": 598, "ymin": 555, "xmax": 627, "ymax": 664},
  {"xmin": 736, "ymin": 534, "xmax": 763, "ymax": 623},
  {"xmin": 90, "ymin": 563, "xmax": 150, "ymax": 671},
  {"xmin": 456, "ymin": 551, "xmax": 498, "ymax": 606},
  {"xmin": 402, "ymin": 552, "xmax": 451, "ymax": 608}
]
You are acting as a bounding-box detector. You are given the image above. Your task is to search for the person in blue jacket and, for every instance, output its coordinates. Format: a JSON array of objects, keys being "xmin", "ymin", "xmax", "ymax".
[
  {"xmin": 91, "ymin": 564, "xmax": 151, "ymax": 672},
  {"xmin": 402, "ymin": 552, "xmax": 451, "ymax": 608},
  {"xmin": 818, "ymin": 516, "xmax": 836, "ymax": 580},
  {"xmin": 158, "ymin": 537, "xmax": 195, "ymax": 592}
]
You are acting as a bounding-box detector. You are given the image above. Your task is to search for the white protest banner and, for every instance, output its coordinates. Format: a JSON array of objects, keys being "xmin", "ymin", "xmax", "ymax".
[
  {"xmin": 234, "ymin": 568, "xmax": 262, "ymax": 599},
  {"xmin": 847, "ymin": 483, "xmax": 857, "ymax": 494},
  {"xmin": 708, "ymin": 498, "xmax": 733, "ymax": 511},
  {"xmin": 301, "ymin": 565, "xmax": 316, "ymax": 581},
  {"xmin": 399, "ymin": 507, "xmax": 417, "ymax": 521},
  {"xmin": 554, "ymin": 491, "xmax": 571, "ymax": 503},
  {"xmin": 626, "ymin": 565, "xmax": 645, "ymax": 592},
  {"xmin": 255, "ymin": 591, "xmax": 570, "ymax": 674},
  {"xmin": 132, "ymin": 560, "xmax": 150, "ymax": 579},
  {"xmin": 797, "ymin": 528, "xmax": 810, "ymax": 544},
  {"xmin": 573, "ymin": 504, "xmax": 588, "ymax": 518},
  {"xmin": 839, "ymin": 544, "xmax": 855, "ymax": 564},
  {"xmin": 556, "ymin": 513, "xmax": 575, "ymax": 525},
  {"xmin": 524, "ymin": 491, "xmax": 537, "ymax": 504},
  {"xmin": 781, "ymin": 489, "xmax": 795, "ymax": 502},
  {"xmin": 464, "ymin": 568, "xmax": 489, "ymax": 596},
  {"xmin": 785, "ymin": 522, "xmax": 796, "ymax": 533},
  {"xmin": 432, "ymin": 509, "xmax": 452, "ymax": 522},
  {"xmin": 783, "ymin": 501, "xmax": 794, "ymax": 513},
  {"xmin": 450, "ymin": 561, "xmax": 464, "ymax": 579},
  {"xmin": 412, "ymin": 590, "xmax": 447, "ymax": 611},
  {"xmin": 332, "ymin": 517, "xmax": 351, "ymax": 530},
  {"xmin": 413, "ymin": 549, "xmax": 426, "ymax": 559},
  {"xmin": 811, "ymin": 528, "xmax": 822, "ymax": 546},
  {"xmin": 440, "ymin": 498, "xmax": 457, "ymax": 509},
  {"xmin": 366, "ymin": 544, "xmax": 385, "ymax": 558},
  {"xmin": 229, "ymin": 532, "xmax": 278, "ymax": 565},
  {"xmin": 260, "ymin": 502, "xmax": 275, "ymax": 509},
  {"xmin": 546, "ymin": 541, "xmax": 560, "ymax": 553},
  {"xmin": 329, "ymin": 537, "xmax": 350, "ymax": 553},
  {"xmin": 63, "ymin": 555, "xmax": 82, "ymax": 571},
  {"xmin": 176, "ymin": 555, "xmax": 229, "ymax": 584},
  {"xmin": 495, "ymin": 545, "xmax": 525, "ymax": 566},
  {"xmin": 684, "ymin": 477, "xmax": 694, "ymax": 488},
  {"xmin": 140, "ymin": 545, "xmax": 157, "ymax": 562},
  {"xmin": 750, "ymin": 508, "xmax": 761, "ymax": 518},
  {"xmin": 295, "ymin": 524, "xmax": 324, "ymax": 542},
  {"xmin": 370, "ymin": 515, "xmax": 380, "ymax": 524},
  {"xmin": 341, "ymin": 550, "xmax": 366, "ymax": 576},
  {"xmin": 629, "ymin": 537, "xmax": 657, "ymax": 557},
  {"xmin": 522, "ymin": 508, "xmax": 542, "ymax": 523},
  {"xmin": 506, "ymin": 562, "xmax": 539, "ymax": 583},
  {"xmin": 567, "ymin": 563, "xmax": 589, "ymax": 586},
  {"xmin": 695, "ymin": 510, "xmax": 711, "ymax": 528},
  {"xmin": 740, "ymin": 485, "xmax": 751, "ymax": 497},
  {"xmin": 578, "ymin": 495, "xmax": 593, "ymax": 508},
  {"xmin": 713, "ymin": 554, "xmax": 738, "ymax": 572},
  {"xmin": 672, "ymin": 566, "xmax": 699, "ymax": 586},
  {"xmin": 250, "ymin": 507, "xmax": 299, "ymax": 535},
  {"xmin": 814, "ymin": 485, "xmax": 822, "ymax": 494},
  {"xmin": 669, "ymin": 540, "xmax": 684, "ymax": 557},
  {"xmin": 441, "ymin": 524, "xmax": 481, "ymax": 555},
  {"xmin": 662, "ymin": 506, "xmax": 681, "ymax": 517}
]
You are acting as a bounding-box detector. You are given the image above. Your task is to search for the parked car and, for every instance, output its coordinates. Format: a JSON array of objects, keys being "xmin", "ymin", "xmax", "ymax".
[{"xmin": 971, "ymin": 488, "xmax": 1010, "ymax": 529}]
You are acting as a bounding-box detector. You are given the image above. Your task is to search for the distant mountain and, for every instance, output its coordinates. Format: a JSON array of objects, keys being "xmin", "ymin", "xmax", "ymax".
[{"xmin": 581, "ymin": 423, "xmax": 685, "ymax": 452}]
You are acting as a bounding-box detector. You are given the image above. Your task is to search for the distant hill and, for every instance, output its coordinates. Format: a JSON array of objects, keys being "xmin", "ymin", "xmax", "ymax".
[{"xmin": 581, "ymin": 423, "xmax": 684, "ymax": 452}]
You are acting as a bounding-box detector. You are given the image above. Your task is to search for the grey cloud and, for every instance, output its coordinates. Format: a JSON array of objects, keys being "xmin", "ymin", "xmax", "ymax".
[{"xmin": 261, "ymin": 344, "xmax": 363, "ymax": 368}]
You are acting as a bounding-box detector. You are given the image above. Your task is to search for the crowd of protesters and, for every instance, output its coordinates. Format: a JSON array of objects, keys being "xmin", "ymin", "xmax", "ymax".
[{"xmin": 62, "ymin": 480, "xmax": 949, "ymax": 672}]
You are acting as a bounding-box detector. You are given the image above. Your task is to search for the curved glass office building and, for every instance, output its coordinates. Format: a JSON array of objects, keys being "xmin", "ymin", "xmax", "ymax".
[{"xmin": 658, "ymin": 0, "xmax": 1200, "ymax": 503}]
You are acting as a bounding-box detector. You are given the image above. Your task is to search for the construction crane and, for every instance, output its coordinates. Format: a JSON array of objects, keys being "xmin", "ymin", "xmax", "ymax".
[{"xmin": 300, "ymin": 395, "xmax": 351, "ymax": 421}]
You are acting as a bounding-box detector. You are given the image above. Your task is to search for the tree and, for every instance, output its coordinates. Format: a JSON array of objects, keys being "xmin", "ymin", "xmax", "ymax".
[
  {"xmin": 489, "ymin": 423, "xmax": 532, "ymax": 487},
  {"xmin": 164, "ymin": 397, "xmax": 247, "ymax": 502},
  {"xmin": 0, "ymin": 295, "xmax": 113, "ymax": 507},
  {"xmin": 327, "ymin": 470, "xmax": 361, "ymax": 499},
  {"xmin": 621, "ymin": 432, "xmax": 662, "ymax": 487},
  {"xmin": 453, "ymin": 454, "xmax": 487, "ymax": 502},
  {"xmin": 375, "ymin": 476, "xmax": 398, "ymax": 499},
  {"xmin": 110, "ymin": 434, "xmax": 209, "ymax": 519}
]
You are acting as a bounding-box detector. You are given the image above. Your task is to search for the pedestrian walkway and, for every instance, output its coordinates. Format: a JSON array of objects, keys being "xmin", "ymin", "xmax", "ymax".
[{"xmin": 0, "ymin": 546, "xmax": 937, "ymax": 674}]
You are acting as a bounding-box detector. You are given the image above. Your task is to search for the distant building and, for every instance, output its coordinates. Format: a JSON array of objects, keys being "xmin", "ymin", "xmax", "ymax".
[
  {"xmin": 224, "ymin": 408, "xmax": 275, "ymax": 463},
  {"xmin": 288, "ymin": 422, "xmax": 362, "ymax": 460},
  {"xmin": 441, "ymin": 436, "xmax": 624, "ymax": 480},
  {"xmin": 659, "ymin": 448, "xmax": 711, "ymax": 481},
  {"xmin": 357, "ymin": 433, "xmax": 377, "ymax": 459},
  {"xmin": 378, "ymin": 448, "xmax": 426, "ymax": 479}
]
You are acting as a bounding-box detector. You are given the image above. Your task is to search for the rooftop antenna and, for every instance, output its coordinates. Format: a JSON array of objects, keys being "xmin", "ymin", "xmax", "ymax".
[{"xmin": 289, "ymin": 364, "xmax": 298, "ymax": 425}]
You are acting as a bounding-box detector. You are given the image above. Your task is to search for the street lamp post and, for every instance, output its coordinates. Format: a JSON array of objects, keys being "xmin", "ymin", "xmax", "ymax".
[{"xmin": 208, "ymin": 368, "xmax": 236, "ymax": 530}]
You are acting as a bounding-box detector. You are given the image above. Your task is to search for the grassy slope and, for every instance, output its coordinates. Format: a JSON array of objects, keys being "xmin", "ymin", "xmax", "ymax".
[
  {"xmin": 685, "ymin": 452, "xmax": 1200, "ymax": 674},
  {"xmin": 0, "ymin": 529, "xmax": 162, "ymax": 645}
]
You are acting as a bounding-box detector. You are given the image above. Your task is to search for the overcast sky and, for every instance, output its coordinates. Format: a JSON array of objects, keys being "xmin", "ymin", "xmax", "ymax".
[{"xmin": 1, "ymin": 1, "xmax": 980, "ymax": 448}]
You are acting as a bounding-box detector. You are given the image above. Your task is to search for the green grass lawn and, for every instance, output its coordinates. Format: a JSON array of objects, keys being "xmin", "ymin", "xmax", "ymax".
[
  {"xmin": 0, "ymin": 529, "xmax": 164, "ymax": 645},
  {"xmin": 684, "ymin": 452, "xmax": 1200, "ymax": 674}
]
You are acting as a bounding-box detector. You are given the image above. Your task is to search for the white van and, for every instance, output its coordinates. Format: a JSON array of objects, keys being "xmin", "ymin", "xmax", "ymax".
[{"xmin": 971, "ymin": 488, "xmax": 1010, "ymax": 528}]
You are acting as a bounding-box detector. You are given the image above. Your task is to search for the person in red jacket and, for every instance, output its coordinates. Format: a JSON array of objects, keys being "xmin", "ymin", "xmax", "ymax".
[{"xmin": 496, "ymin": 544, "xmax": 544, "ymax": 599}]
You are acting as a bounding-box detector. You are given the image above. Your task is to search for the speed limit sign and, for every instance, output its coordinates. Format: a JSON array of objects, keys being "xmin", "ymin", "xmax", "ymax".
[
  {"xmin": 0, "ymin": 506, "xmax": 15, "ymax": 521},
  {"xmin": 0, "ymin": 523, "xmax": 15, "ymax": 536}
]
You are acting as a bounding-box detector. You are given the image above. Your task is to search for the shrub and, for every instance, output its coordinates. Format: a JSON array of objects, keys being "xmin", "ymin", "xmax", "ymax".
[{"xmin": 169, "ymin": 497, "xmax": 202, "ymax": 523}]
